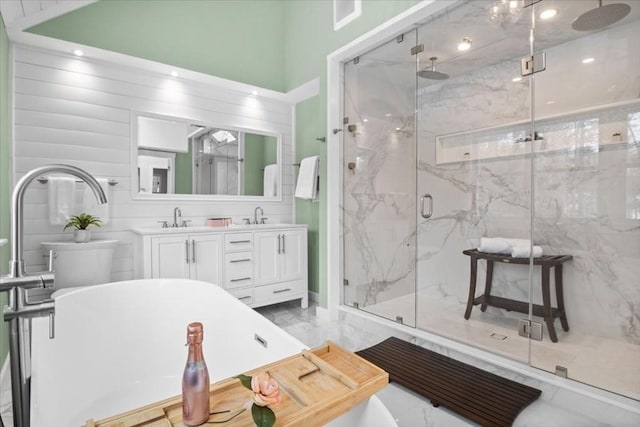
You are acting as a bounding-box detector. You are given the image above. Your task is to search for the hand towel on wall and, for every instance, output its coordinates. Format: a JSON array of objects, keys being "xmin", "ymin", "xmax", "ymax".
[
  {"xmin": 47, "ymin": 177, "xmax": 76, "ymax": 225},
  {"xmin": 263, "ymin": 164, "xmax": 278, "ymax": 197},
  {"xmin": 295, "ymin": 155, "xmax": 319, "ymax": 200},
  {"xmin": 82, "ymin": 178, "xmax": 110, "ymax": 224}
]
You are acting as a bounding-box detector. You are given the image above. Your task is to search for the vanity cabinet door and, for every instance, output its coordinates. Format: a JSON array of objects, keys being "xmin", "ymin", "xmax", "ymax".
[
  {"xmin": 190, "ymin": 234, "xmax": 222, "ymax": 285},
  {"xmin": 254, "ymin": 231, "xmax": 280, "ymax": 285},
  {"xmin": 151, "ymin": 236, "xmax": 190, "ymax": 279},
  {"xmin": 280, "ymin": 229, "xmax": 306, "ymax": 282}
]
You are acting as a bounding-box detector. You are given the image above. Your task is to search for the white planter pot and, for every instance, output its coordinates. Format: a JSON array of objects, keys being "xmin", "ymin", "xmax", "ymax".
[{"xmin": 73, "ymin": 229, "xmax": 91, "ymax": 243}]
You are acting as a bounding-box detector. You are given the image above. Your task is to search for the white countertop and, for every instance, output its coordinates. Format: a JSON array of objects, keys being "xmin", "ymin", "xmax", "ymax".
[{"xmin": 131, "ymin": 223, "xmax": 307, "ymax": 235}]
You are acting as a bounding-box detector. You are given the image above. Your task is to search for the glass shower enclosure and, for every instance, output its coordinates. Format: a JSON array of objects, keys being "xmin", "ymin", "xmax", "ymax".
[{"xmin": 342, "ymin": 0, "xmax": 640, "ymax": 400}]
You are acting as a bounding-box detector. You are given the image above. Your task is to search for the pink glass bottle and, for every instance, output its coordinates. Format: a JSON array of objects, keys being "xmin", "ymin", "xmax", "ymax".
[{"xmin": 182, "ymin": 322, "xmax": 210, "ymax": 426}]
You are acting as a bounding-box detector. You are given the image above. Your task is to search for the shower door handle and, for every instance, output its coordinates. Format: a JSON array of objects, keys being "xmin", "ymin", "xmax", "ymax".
[{"xmin": 421, "ymin": 194, "xmax": 433, "ymax": 219}]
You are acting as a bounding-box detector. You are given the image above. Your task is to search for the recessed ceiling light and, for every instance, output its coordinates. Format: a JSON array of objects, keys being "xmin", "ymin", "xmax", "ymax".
[
  {"xmin": 582, "ymin": 57, "xmax": 595, "ymax": 64},
  {"xmin": 251, "ymin": 90, "xmax": 259, "ymax": 96},
  {"xmin": 170, "ymin": 70, "xmax": 179, "ymax": 77},
  {"xmin": 363, "ymin": 118, "xmax": 368, "ymax": 122},
  {"xmin": 457, "ymin": 37, "xmax": 473, "ymax": 51},
  {"xmin": 73, "ymin": 49, "xmax": 84, "ymax": 57},
  {"xmin": 512, "ymin": 76, "xmax": 522, "ymax": 82},
  {"xmin": 395, "ymin": 127, "xmax": 401, "ymax": 131},
  {"xmin": 546, "ymin": 100, "xmax": 556, "ymax": 104},
  {"xmin": 539, "ymin": 8, "xmax": 558, "ymax": 20},
  {"xmin": 384, "ymin": 113, "xmax": 392, "ymax": 117}
]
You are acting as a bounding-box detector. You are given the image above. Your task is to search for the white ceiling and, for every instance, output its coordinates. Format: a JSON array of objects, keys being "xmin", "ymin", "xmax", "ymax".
[{"xmin": 0, "ymin": 0, "xmax": 95, "ymax": 31}]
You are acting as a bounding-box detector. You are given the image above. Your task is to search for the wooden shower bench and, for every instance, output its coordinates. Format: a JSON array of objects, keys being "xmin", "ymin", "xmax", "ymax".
[{"xmin": 462, "ymin": 249, "xmax": 573, "ymax": 342}]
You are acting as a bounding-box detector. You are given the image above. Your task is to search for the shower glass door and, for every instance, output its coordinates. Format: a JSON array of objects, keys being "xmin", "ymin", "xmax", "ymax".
[
  {"xmin": 342, "ymin": 29, "xmax": 418, "ymax": 327},
  {"xmin": 414, "ymin": 0, "xmax": 533, "ymax": 363},
  {"xmin": 530, "ymin": 0, "xmax": 640, "ymax": 399}
]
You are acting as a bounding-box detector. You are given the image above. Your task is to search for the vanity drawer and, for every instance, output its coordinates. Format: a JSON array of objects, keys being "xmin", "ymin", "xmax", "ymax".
[
  {"xmin": 224, "ymin": 232, "xmax": 253, "ymax": 252},
  {"xmin": 224, "ymin": 251, "xmax": 254, "ymax": 288},
  {"xmin": 228, "ymin": 287, "xmax": 253, "ymax": 306},
  {"xmin": 254, "ymin": 280, "xmax": 305, "ymax": 306}
]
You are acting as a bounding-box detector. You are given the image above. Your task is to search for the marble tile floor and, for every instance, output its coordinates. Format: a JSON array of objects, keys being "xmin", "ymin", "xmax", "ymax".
[
  {"xmin": 361, "ymin": 293, "xmax": 640, "ymax": 400},
  {"xmin": 255, "ymin": 300, "xmax": 640, "ymax": 427}
]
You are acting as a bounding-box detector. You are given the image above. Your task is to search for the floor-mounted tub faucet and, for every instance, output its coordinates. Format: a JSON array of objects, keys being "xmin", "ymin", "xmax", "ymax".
[
  {"xmin": 254, "ymin": 206, "xmax": 263, "ymax": 224},
  {"xmin": 0, "ymin": 164, "xmax": 107, "ymax": 427}
]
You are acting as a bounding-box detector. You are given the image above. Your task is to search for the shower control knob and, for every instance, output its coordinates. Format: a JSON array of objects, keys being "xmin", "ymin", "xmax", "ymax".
[{"xmin": 348, "ymin": 162, "xmax": 356, "ymax": 171}]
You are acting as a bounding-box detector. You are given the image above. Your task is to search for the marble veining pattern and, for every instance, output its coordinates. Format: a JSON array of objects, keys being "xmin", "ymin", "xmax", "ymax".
[
  {"xmin": 256, "ymin": 301, "xmax": 640, "ymax": 426},
  {"xmin": 341, "ymin": 0, "xmax": 640, "ymax": 398}
]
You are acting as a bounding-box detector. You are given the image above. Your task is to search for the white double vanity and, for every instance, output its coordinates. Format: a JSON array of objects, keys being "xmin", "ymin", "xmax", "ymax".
[{"xmin": 133, "ymin": 224, "xmax": 308, "ymax": 308}]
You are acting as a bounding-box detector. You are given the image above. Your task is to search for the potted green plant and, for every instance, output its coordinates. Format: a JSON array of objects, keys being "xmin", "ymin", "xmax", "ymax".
[{"xmin": 64, "ymin": 213, "xmax": 102, "ymax": 243}]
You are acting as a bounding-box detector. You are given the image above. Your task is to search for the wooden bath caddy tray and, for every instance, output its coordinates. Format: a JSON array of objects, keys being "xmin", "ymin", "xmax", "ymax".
[{"xmin": 86, "ymin": 341, "xmax": 388, "ymax": 427}]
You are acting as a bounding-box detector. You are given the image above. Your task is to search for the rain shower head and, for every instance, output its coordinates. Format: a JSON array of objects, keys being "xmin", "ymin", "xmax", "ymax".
[
  {"xmin": 417, "ymin": 57, "xmax": 449, "ymax": 80},
  {"xmin": 572, "ymin": 0, "xmax": 631, "ymax": 31}
]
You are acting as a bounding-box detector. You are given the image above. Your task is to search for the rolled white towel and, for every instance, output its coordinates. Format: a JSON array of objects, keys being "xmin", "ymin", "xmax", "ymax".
[
  {"xmin": 511, "ymin": 245, "xmax": 543, "ymax": 258},
  {"xmin": 479, "ymin": 237, "xmax": 511, "ymax": 254}
]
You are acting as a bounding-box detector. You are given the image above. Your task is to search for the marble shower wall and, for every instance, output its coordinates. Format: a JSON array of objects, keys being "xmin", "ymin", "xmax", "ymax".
[
  {"xmin": 416, "ymin": 21, "xmax": 640, "ymax": 343},
  {"xmin": 342, "ymin": 32, "xmax": 417, "ymax": 323}
]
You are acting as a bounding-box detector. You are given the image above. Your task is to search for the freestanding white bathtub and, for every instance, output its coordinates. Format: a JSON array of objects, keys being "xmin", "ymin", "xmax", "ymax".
[{"xmin": 29, "ymin": 279, "xmax": 396, "ymax": 426}]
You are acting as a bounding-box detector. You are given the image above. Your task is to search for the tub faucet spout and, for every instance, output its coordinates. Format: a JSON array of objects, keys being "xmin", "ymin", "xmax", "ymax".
[{"xmin": 0, "ymin": 164, "xmax": 107, "ymax": 427}]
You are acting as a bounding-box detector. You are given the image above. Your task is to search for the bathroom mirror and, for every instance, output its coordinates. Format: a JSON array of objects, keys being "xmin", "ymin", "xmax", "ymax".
[{"xmin": 133, "ymin": 113, "xmax": 280, "ymax": 199}]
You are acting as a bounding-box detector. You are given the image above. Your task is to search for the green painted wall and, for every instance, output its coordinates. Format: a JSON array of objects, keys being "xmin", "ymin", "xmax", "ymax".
[
  {"xmin": 174, "ymin": 144, "xmax": 193, "ymax": 195},
  {"xmin": 24, "ymin": 0, "xmax": 421, "ymax": 308},
  {"xmin": 244, "ymin": 133, "xmax": 266, "ymax": 196},
  {"xmin": 294, "ymin": 97, "xmax": 321, "ymax": 297},
  {"xmin": 244, "ymin": 134, "xmax": 277, "ymax": 196},
  {"xmin": 285, "ymin": 0, "xmax": 420, "ymax": 306},
  {"xmin": 27, "ymin": 0, "xmax": 287, "ymax": 91},
  {"xmin": 0, "ymin": 14, "xmax": 11, "ymax": 364}
]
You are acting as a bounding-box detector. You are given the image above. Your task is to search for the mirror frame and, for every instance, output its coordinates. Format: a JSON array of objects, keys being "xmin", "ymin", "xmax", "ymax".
[{"xmin": 130, "ymin": 111, "xmax": 283, "ymax": 201}]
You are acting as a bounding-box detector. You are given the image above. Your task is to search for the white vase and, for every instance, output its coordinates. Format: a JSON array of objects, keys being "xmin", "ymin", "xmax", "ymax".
[{"xmin": 73, "ymin": 229, "xmax": 91, "ymax": 243}]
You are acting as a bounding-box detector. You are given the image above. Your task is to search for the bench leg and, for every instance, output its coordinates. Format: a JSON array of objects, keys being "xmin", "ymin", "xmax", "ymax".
[
  {"xmin": 555, "ymin": 265, "xmax": 569, "ymax": 332},
  {"xmin": 480, "ymin": 260, "xmax": 494, "ymax": 312},
  {"xmin": 464, "ymin": 256, "xmax": 478, "ymax": 319},
  {"xmin": 541, "ymin": 266, "xmax": 558, "ymax": 342}
]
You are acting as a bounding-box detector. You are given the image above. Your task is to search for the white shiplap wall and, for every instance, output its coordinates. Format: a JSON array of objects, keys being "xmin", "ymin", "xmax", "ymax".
[{"xmin": 12, "ymin": 45, "xmax": 296, "ymax": 282}]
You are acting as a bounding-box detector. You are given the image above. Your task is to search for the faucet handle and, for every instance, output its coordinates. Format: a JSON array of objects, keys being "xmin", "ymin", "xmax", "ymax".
[
  {"xmin": 158, "ymin": 220, "xmax": 169, "ymax": 228},
  {"xmin": 181, "ymin": 220, "xmax": 191, "ymax": 228},
  {"xmin": 242, "ymin": 218, "xmax": 251, "ymax": 225},
  {"xmin": 260, "ymin": 217, "xmax": 268, "ymax": 224}
]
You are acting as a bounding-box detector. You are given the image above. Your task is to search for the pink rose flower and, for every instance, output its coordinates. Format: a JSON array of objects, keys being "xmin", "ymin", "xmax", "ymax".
[{"xmin": 250, "ymin": 372, "xmax": 282, "ymax": 407}]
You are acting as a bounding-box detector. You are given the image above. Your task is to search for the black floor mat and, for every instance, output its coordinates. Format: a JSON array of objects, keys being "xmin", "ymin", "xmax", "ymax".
[{"xmin": 356, "ymin": 337, "xmax": 541, "ymax": 427}]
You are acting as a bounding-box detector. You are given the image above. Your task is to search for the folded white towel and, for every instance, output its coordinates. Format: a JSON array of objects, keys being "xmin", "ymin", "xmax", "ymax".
[
  {"xmin": 48, "ymin": 177, "xmax": 76, "ymax": 226},
  {"xmin": 295, "ymin": 156, "xmax": 319, "ymax": 200},
  {"xmin": 263, "ymin": 164, "xmax": 278, "ymax": 197},
  {"xmin": 479, "ymin": 237, "xmax": 536, "ymax": 256},
  {"xmin": 511, "ymin": 245, "xmax": 543, "ymax": 258},
  {"xmin": 82, "ymin": 178, "xmax": 110, "ymax": 225}
]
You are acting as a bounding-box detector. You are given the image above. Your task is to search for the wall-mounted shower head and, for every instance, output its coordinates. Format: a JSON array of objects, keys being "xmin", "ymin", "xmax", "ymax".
[
  {"xmin": 417, "ymin": 57, "xmax": 449, "ymax": 80},
  {"xmin": 572, "ymin": 0, "xmax": 631, "ymax": 31}
]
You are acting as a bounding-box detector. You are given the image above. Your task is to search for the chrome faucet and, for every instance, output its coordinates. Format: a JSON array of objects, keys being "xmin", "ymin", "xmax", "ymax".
[
  {"xmin": 254, "ymin": 206, "xmax": 263, "ymax": 224},
  {"xmin": 0, "ymin": 164, "xmax": 107, "ymax": 427},
  {"xmin": 172, "ymin": 207, "xmax": 182, "ymax": 228}
]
